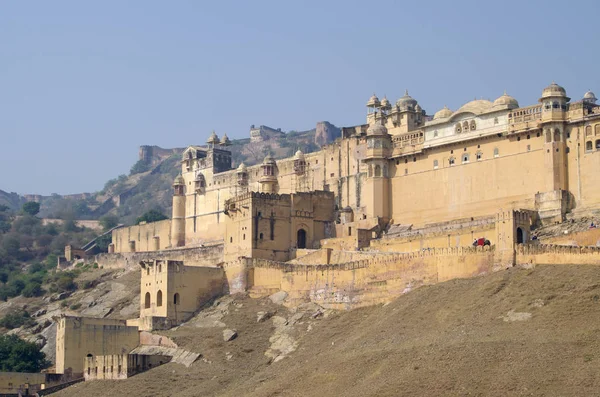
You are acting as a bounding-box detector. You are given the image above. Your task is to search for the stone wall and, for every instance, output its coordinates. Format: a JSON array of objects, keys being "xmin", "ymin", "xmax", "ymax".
[
  {"xmin": 516, "ymin": 243, "xmax": 600, "ymax": 266},
  {"xmin": 112, "ymin": 219, "xmax": 172, "ymax": 253},
  {"xmin": 94, "ymin": 244, "xmax": 224, "ymax": 270},
  {"xmin": 244, "ymin": 246, "xmax": 496, "ymax": 309},
  {"xmin": 84, "ymin": 353, "xmax": 171, "ymax": 380}
]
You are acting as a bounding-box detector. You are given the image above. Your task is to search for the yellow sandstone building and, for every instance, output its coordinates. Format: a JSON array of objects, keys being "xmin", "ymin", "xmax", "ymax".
[
  {"xmin": 54, "ymin": 83, "xmax": 600, "ymax": 378},
  {"xmin": 104, "ymin": 82, "xmax": 600, "ymax": 327}
]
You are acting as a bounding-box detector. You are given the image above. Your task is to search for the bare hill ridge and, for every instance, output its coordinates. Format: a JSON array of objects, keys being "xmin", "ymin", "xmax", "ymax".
[
  {"xmin": 55, "ymin": 264, "xmax": 600, "ymax": 397},
  {"xmin": 6, "ymin": 121, "xmax": 339, "ymax": 225}
]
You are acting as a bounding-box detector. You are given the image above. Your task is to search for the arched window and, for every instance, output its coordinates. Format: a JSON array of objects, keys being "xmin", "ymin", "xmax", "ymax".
[
  {"xmin": 552, "ymin": 101, "xmax": 559, "ymax": 109},
  {"xmin": 374, "ymin": 165, "xmax": 381, "ymax": 177},
  {"xmin": 455, "ymin": 124, "xmax": 462, "ymax": 133},
  {"xmin": 554, "ymin": 129, "xmax": 560, "ymax": 142},
  {"xmin": 174, "ymin": 293, "xmax": 180, "ymax": 305},
  {"xmin": 586, "ymin": 141, "xmax": 593, "ymax": 151},
  {"xmin": 158, "ymin": 264, "xmax": 162, "ymax": 273},
  {"xmin": 433, "ymin": 160, "xmax": 439, "ymax": 169},
  {"xmin": 595, "ymin": 125, "xmax": 600, "ymax": 136},
  {"xmin": 259, "ymin": 233, "xmax": 264, "ymax": 240},
  {"xmin": 462, "ymin": 153, "xmax": 470, "ymax": 164},
  {"xmin": 144, "ymin": 292, "xmax": 151, "ymax": 309},
  {"xmin": 476, "ymin": 151, "xmax": 482, "ymax": 161},
  {"xmin": 586, "ymin": 125, "xmax": 592, "ymax": 136},
  {"xmin": 157, "ymin": 290, "xmax": 163, "ymax": 307},
  {"xmin": 494, "ymin": 148, "xmax": 499, "ymax": 158},
  {"xmin": 516, "ymin": 227, "xmax": 524, "ymax": 244},
  {"xmin": 146, "ymin": 267, "xmax": 150, "ymax": 276},
  {"xmin": 433, "ymin": 130, "xmax": 438, "ymax": 137},
  {"xmin": 368, "ymin": 164, "xmax": 373, "ymax": 177},
  {"xmin": 546, "ymin": 130, "xmax": 552, "ymax": 143},
  {"xmin": 462, "ymin": 121, "xmax": 469, "ymax": 131},
  {"xmin": 449, "ymin": 157, "xmax": 455, "ymax": 166},
  {"xmin": 470, "ymin": 120, "xmax": 476, "ymax": 131},
  {"xmin": 494, "ymin": 117, "xmax": 498, "ymax": 125}
]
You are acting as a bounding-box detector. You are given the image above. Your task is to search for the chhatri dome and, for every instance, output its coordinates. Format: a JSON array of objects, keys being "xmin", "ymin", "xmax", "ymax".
[
  {"xmin": 433, "ymin": 105, "xmax": 453, "ymax": 120},
  {"xmin": 380, "ymin": 96, "xmax": 391, "ymax": 109},
  {"xmin": 583, "ymin": 90, "xmax": 597, "ymax": 104},
  {"xmin": 173, "ymin": 174, "xmax": 185, "ymax": 186},
  {"xmin": 366, "ymin": 119, "xmax": 388, "ymax": 136},
  {"xmin": 492, "ymin": 91, "xmax": 519, "ymax": 109},
  {"xmin": 366, "ymin": 94, "xmax": 380, "ymax": 107},
  {"xmin": 237, "ymin": 162, "xmax": 247, "ymax": 172},
  {"xmin": 207, "ymin": 130, "xmax": 219, "ymax": 144},
  {"xmin": 541, "ymin": 82, "xmax": 568, "ymax": 99},
  {"xmin": 396, "ymin": 89, "xmax": 418, "ymax": 109},
  {"xmin": 294, "ymin": 149, "xmax": 305, "ymax": 160}
]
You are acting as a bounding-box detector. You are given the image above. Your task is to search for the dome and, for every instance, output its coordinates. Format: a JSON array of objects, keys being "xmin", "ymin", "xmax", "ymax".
[
  {"xmin": 396, "ymin": 89, "xmax": 418, "ymax": 109},
  {"xmin": 294, "ymin": 149, "xmax": 305, "ymax": 160},
  {"xmin": 207, "ymin": 130, "xmax": 219, "ymax": 144},
  {"xmin": 380, "ymin": 96, "xmax": 391, "ymax": 109},
  {"xmin": 415, "ymin": 104, "xmax": 422, "ymax": 112},
  {"xmin": 366, "ymin": 94, "xmax": 380, "ymax": 107},
  {"xmin": 237, "ymin": 162, "xmax": 247, "ymax": 172},
  {"xmin": 583, "ymin": 90, "xmax": 597, "ymax": 103},
  {"xmin": 541, "ymin": 82, "xmax": 568, "ymax": 99},
  {"xmin": 366, "ymin": 120, "xmax": 388, "ymax": 136},
  {"xmin": 263, "ymin": 155, "xmax": 276, "ymax": 164},
  {"xmin": 454, "ymin": 99, "xmax": 493, "ymax": 116},
  {"xmin": 433, "ymin": 105, "xmax": 453, "ymax": 120},
  {"xmin": 173, "ymin": 174, "xmax": 185, "ymax": 185},
  {"xmin": 492, "ymin": 92, "xmax": 519, "ymax": 109},
  {"xmin": 220, "ymin": 133, "xmax": 231, "ymax": 146}
]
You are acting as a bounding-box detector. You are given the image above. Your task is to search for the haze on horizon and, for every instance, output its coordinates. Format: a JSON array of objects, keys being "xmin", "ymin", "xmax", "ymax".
[{"xmin": 1, "ymin": 0, "xmax": 598, "ymax": 196}]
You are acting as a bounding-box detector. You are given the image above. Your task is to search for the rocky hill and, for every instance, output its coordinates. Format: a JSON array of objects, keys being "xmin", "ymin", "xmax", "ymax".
[
  {"xmin": 46, "ymin": 264, "xmax": 600, "ymax": 397},
  {"xmin": 7, "ymin": 121, "xmax": 340, "ymax": 225}
]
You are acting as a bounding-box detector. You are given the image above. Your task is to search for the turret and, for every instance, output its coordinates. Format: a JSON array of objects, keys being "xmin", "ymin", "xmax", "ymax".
[
  {"xmin": 259, "ymin": 156, "xmax": 278, "ymax": 193},
  {"xmin": 171, "ymin": 174, "xmax": 186, "ymax": 247}
]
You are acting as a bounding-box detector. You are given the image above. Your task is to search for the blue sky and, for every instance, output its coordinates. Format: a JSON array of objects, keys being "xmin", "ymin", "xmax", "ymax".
[{"xmin": 1, "ymin": 0, "xmax": 598, "ymax": 195}]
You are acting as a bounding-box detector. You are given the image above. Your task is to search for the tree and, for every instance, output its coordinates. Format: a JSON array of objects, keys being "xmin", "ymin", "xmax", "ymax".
[
  {"xmin": 0, "ymin": 334, "xmax": 50, "ymax": 372},
  {"xmin": 135, "ymin": 209, "xmax": 168, "ymax": 225},
  {"xmin": 99, "ymin": 214, "xmax": 119, "ymax": 231},
  {"xmin": 21, "ymin": 202, "xmax": 40, "ymax": 217},
  {"xmin": 2, "ymin": 234, "xmax": 20, "ymax": 257},
  {"xmin": 0, "ymin": 205, "xmax": 9, "ymax": 212}
]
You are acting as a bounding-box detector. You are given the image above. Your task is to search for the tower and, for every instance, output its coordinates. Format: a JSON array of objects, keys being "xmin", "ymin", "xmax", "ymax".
[
  {"xmin": 537, "ymin": 82, "xmax": 570, "ymax": 223},
  {"xmin": 363, "ymin": 118, "xmax": 391, "ymax": 220},
  {"xmin": 259, "ymin": 156, "xmax": 278, "ymax": 193},
  {"xmin": 171, "ymin": 174, "xmax": 186, "ymax": 248}
]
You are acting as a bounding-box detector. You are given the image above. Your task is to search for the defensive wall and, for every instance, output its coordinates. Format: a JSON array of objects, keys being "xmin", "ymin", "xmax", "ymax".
[
  {"xmin": 94, "ymin": 244, "xmax": 224, "ymax": 270},
  {"xmin": 516, "ymin": 243, "xmax": 600, "ymax": 266},
  {"xmin": 111, "ymin": 219, "xmax": 172, "ymax": 253},
  {"xmin": 224, "ymin": 246, "xmax": 497, "ymax": 310}
]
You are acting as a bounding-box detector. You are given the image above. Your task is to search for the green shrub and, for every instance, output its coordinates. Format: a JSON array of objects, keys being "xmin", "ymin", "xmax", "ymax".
[
  {"xmin": 69, "ymin": 303, "xmax": 81, "ymax": 310},
  {"xmin": 0, "ymin": 310, "xmax": 35, "ymax": 329},
  {"xmin": 21, "ymin": 282, "xmax": 44, "ymax": 298},
  {"xmin": 0, "ymin": 334, "xmax": 50, "ymax": 372},
  {"xmin": 93, "ymin": 263, "xmax": 98, "ymax": 269}
]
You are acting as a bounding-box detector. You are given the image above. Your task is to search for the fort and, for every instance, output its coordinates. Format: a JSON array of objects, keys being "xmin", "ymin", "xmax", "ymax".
[{"xmin": 51, "ymin": 83, "xmax": 600, "ymax": 382}]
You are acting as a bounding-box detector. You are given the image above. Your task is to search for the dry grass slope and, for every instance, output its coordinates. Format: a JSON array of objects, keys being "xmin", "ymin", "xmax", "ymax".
[{"xmin": 56, "ymin": 265, "xmax": 600, "ymax": 397}]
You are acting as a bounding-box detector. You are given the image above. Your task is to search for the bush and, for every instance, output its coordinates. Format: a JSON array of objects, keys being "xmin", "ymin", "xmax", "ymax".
[
  {"xmin": 93, "ymin": 263, "xmax": 98, "ymax": 269},
  {"xmin": 21, "ymin": 202, "xmax": 40, "ymax": 217},
  {"xmin": 21, "ymin": 282, "xmax": 44, "ymax": 298},
  {"xmin": 0, "ymin": 310, "xmax": 35, "ymax": 329},
  {"xmin": 135, "ymin": 209, "xmax": 168, "ymax": 225},
  {"xmin": 69, "ymin": 303, "xmax": 81, "ymax": 310},
  {"xmin": 0, "ymin": 334, "xmax": 50, "ymax": 372}
]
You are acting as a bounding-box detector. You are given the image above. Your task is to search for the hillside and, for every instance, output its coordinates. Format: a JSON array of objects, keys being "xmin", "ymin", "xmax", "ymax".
[
  {"xmin": 10, "ymin": 121, "xmax": 340, "ymax": 226},
  {"xmin": 54, "ymin": 264, "xmax": 600, "ymax": 397}
]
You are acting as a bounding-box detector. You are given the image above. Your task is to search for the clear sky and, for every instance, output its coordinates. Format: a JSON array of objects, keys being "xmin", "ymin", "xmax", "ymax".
[{"xmin": 1, "ymin": 0, "xmax": 599, "ymax": 195}]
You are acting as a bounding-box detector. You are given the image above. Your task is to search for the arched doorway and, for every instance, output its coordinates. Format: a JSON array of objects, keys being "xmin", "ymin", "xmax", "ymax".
[
  {"xmin": 516, "ymin": 227, "xmax": 524, "ymax": 244},
  {"xmin": 297, "ymin": 229, "xmax": 307, "ymax": 249},
  {"xmin": 144, "ymin": 292, "xmax": 151, "ymax": 309}
]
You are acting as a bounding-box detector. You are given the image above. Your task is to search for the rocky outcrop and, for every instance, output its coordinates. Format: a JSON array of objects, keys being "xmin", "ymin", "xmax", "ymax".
[{"xmin": 314, "ymin": 121, "xmax": 341, "ymax": 146}]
